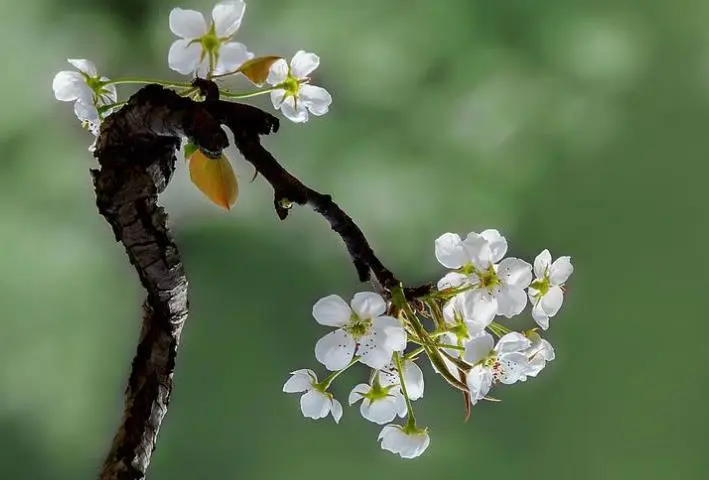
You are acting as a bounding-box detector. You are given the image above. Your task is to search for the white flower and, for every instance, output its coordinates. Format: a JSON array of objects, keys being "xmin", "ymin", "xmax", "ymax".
[
  {"xmin": 522, "ymin": 331, "xmax": 555, "ymax": 378},
  {"xmin": 377, "ymin": 359, "xmax": 425, "ymax": 401},
  {"xmin": 282, "ymin": 369, "xmax": 343, "ymax": 423},
  {"xmin": 266, "ymin": 51, "xmax": 332, "ymax": 123},
  {"xmin": 435, "ymin": 230, "xmax": 532, "ymax": 325},
  {"xmin": 168, "ymin": 1, "xmax": 253, "ymax": 77},
  {"xmin": 52, "ymin": 59, "xmax": 117, "ymax": 135},
  {"xmin": 463, "ymin": 332, "xmax": 532, "ymax": 404},
  {"xmin": 378, "ymin": 424, "xmax": 430, "ymax": 459},
  {"xmin": 442, "ymin": 290, "xmax": 494, "ymax": 335},
  {"xmin": 528, "ymin": 249, "xmax": 573, "ymax": 329},
  {"xmin": 349, "ymin": 382, "xmax": 407, "ymax": 425},
  {"xmin": 313, "ymin": 292, "xmax": 406, "ymax": 371}
]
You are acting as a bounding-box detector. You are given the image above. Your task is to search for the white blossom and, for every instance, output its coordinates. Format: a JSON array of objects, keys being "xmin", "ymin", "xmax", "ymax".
[
  {"xmin": 168, "ymin": 1, "xmax": 253, "ymax": 76},
  {"xmin": 52, "ymin": 59, "xmax": 117, "ymax": 135},
  {"xmin": 528, "ymin": 249, "xmax": 573, "ymax": 329},
  {"xmin": 378, "ymin": 424, "xmax": 430, "ymax": 459},
  {"xmin": 377, "ymin": 359, "xmax": 425, "ymax": 401},
  {"xmin": 463, "ymin": 332, "xmax": 532, "ymax": 404},
  {"xmin": 349, "ymin": 382, "xmax": 407, "ymax": 425},
  {"xmin": 313, "ymin": 292, "xmax": 407, "ymax": 371},
  {"xmin": 522, "ymin": 331, "xmax": 555, "ymax": 378},
  {"xmin": 266, "ymin": 51, "xmax": 332, "ymax": 123},
  {"xmin": 435, "ymin": 230, "xmax": 532, "ymax": 325},
  {"xmin": 282, "ymin": 369, "xmax": 342, "ymax": 423}
]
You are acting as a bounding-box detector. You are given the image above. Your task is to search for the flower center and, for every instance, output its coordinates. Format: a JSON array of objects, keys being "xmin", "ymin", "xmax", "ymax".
[
  {"xmin": 478, "ymin": 265, "xmax": 500, "ymax": 290},
  {"xmin": 282, "ymin": 74, "xmax": 301, "ymax": 97},
  {"xmin": 530, "ymin": 275, "xmax": 550, "ymax": 295},
  {"xmin": 345, "ymin": 313, "xmax": 372, "ymax": 340}
]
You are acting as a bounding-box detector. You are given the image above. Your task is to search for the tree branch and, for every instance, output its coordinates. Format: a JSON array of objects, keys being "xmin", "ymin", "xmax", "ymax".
[{"xmin": 92, "ymin": 83, "xmax": 432, "ymax": 479}]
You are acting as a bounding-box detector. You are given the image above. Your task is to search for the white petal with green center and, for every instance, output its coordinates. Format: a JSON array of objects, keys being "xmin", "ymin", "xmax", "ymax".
[
  {"xmin": 214, "ymin": 42, "xmax": 253, "ymax": 75},
  {"xmin": 312, "ymin": 294, "xmax": 351, "ymax": 327},
  {"xmin": 280, "ymin": 96, "xmax": 308, "ymax": 123},
  {"xmin": 169, "ymin": 8, "xmax": 207, "ymax": 38},
  {"xmin": 211, "ymin": 1, "xmax": 245, "ymax": 37},
  {"xmin": 434, "ymin": 232, "xmax": 469, "ymax": 269},
  {"xmin": 290, "ymin": 50, "xmax": 320, "ymax": 78},
  {"xmin": 550, "ymin": 256, "xmax": 573, "ymax": 285},
  {"xmin": 299, "ymin": 84, "xmax": 331, "ymax": 116},
  {"xmin": 314, "ymin": 328, "xmax": 355, "ymax": 371},
  {"xmin": 67, "ymin": 58, "xmax": 97, "ymax": 76},
  {"xmin": 168, "ymin": 39, "xmax": 202, "ymax": 75},
  {"xmin": 480, "ymin": 229, "xmax": 508, "ymax": 263},
  {"xmin": 378, "ymin": 424, "xmax": 430, "ymax": 459},
  {"xmin": 282, "ymin": 369, "xmax": 315, "ymax": 393},
  {"xmin": 267, "ymin": 59, "xmax": 289, "ymax": 85},
  {"xmin": 350, "ymin": 291, "xmax": 386, "ymax": 319}
]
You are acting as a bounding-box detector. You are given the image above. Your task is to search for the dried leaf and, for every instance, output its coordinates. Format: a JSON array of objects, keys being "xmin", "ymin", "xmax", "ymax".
[{"xmin": 238, "ymin": 56, "xmax": 282, "ymax": 86}]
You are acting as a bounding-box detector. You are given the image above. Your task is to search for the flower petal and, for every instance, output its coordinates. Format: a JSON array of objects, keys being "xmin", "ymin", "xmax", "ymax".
[
  {"xmin": 351, "ymin": 291, "xmax": 386, "ymax": 318},
  {"xmin": 434, "ymin": 232, "xmax": 468, "ymax": 269},
  {"xmin": 550, "ymin": 256, "xmax": 573, "ymax": 285},
  {"xmin": 330, "ymin": 398, "xmax": 343, "ymax": 423},
  {"xmin": 480, "ymin": 229, "xmax": 508, "ymax": 263},
  {"xmin": 496, "ymin": 352, "xmax": 530, "ymax": 384},
  {"xmin": 461, "ymin": 290, "xmax": 497, "ymax": 329},
  {"xmin": 283, "ymin": 369, "xmax": 316, "ymax": 393},
  {"xmin": 498, "ymin": 257, "xmax": 532, "ymax": 288},
  {"xmin": 266, "ymin": 58, "xmax": 289, "ymax": 85},
  {"xmin": 361, "ymin": 396, "xmax": 399, "ymax": 424},
  {"xmin": 467, "ymin": 364, "xmax": 493, "ymax": 404},
  {"xmin": 358, "ymin": 342, "xmax": 393, "ymax": 370},
  {"xmin": 348, "ymin": 383, "xmax": 370, "ymax": 405},
  {"xmin": 463, "ymin": 232, "xmax": 493, "ymax": 268},
  {"xmin": 314, "ymin": 329, "xmax": 355, "ymax": 371},
  {"xmin": 402, "ymin": 360, "xmax": 424, "ymax": 400},
  {"xmin": 300, "ymin": 389, "xmax": 330, "ymax": 419},
  {"xmin": 169, "ymin": 7, "xmax": 207, "ymax": 38},
  {"xmin": 463, "ymin": 332, "xmax": 494, "ymax": 364},
  {"xmin": 495, "ymin": 285, "xmax": 527, "ymax": 317},
  {"xmin": 437, "ymin": 271, "xmax": 468, "ymax": 290},
  {"xmin": 168, "ymin": 39, "xmax": 203, "ymax": 75},
  {"xmin": 290, "ymin": 50, "xmax": 320, "ymax": 78},
  {"xmin": 74, "ymin": 100, "xmax": 99, "ymax": 123},
  {"xmin": 52, "ymin": 71, "xmax": 91, "ymax": 102},
  {"xmin": 280, "ymin": 96, "xmax": 309, "ymax": 123},
  {"xmin": 312, "ymin": 294, "xmax": 351, "ymax": 327},
  {"xmin": 495, "ymin": 332, "xmax": 531, "ymax": 354},
  {"xmin": 299, "ymin": 84, "xmax": 331, "ymax": 116},
  {"xmin": 531, "ymin": 300, "xmax": 550, "ymax": 330},
  {"xmin": 67, "ymin": 58, "xmax": 97, "ymax": 76},
  {"xmin": 212, "ymin": 0, "xmax": 245, "ymax": 37},
  {"xmin": 541, "ymin": 285, "xmax": 564, "ymax": 318},
  {"xmin": 373, "ymin": 316, "xmax": 407, "ymax": 352},
  {"xmin": 214, "ymin": 42, "xmax": 253, "ymax": 75},
  {"xmin": 534, "ymin": 249, "xmax": 552, "ymax": 278},
  {"xmin": 270, "ymin": 89, "xmax": 286, "ymax": 109}
]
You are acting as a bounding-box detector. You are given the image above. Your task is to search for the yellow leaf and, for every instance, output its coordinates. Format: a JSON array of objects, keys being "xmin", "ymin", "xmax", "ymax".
[
  {"xmin": 237, "ymin": 56, "xmax": 282, "ymax": 86},
  {"xmin": 188, "ymin": 150, "xmax": 238, "ymax": 210}
]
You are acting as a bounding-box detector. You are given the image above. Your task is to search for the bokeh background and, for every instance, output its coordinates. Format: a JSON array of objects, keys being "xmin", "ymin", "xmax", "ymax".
[{"xmin": 2, "ymin": 0, "xmax": 708, "ymax": 478}]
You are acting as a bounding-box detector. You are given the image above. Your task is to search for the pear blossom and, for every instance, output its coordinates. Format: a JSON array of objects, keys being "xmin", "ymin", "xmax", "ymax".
[
  {"xmin": 378, "ymin": 424, "xmax": 430, "ymax": 459},
  {"xmin": 528, "ymin": 249, "xmax": 574, "ymax": 329},
  {"xmin": 349, "ymin": 382, "xmax": 407, "ymax": 425},
  {"xmin": 266, "ymin": 51, "xmax": 332, "ymax": 123},
  {"xmin": 168, "ymin": 1, "xmax": 253, "ymax": 77},
  {"xmin": 282, "ymin": 369, "xmax": 343, "ymax": 423},
  {"xmin": 463, "ymin": 332, "xmax": 532, "ymax": 404},
  {"xmin": 377, "ymin": 359, "xmax": 425, "ymax": 401},
  {"xmin": 435, "ymin": 230, "xmax": 532, "ymax": 325},
  {"xmin": 313, "ymin": 292, "xmax": 406, "ymax": 371},
  {"xmin": 52, "ymin": 59, "xmax": 117, "ymax": 135},
  {"xmin": 523, "ymin": 331, "xmax": 555, "ymax": 378}
]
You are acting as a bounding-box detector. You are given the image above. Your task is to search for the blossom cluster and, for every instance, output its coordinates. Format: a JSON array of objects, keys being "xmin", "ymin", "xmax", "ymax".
[
  {"xmin": 52, "ymin": 1, "xmax": 332, "ymax": 208},
  {"xmin": 284, "ymin": 230, "xmax": 572, "ymax": 458}
]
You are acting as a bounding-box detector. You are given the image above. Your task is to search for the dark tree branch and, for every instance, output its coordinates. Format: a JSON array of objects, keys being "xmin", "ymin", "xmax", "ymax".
[{"xmin": 93, "ymin": 83, "xmax": 433, "ymax": 479}]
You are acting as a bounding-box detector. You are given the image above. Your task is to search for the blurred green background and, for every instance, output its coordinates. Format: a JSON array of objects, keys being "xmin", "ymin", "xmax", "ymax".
[{"xmin": 2, "ymin": 0, "xmax": 708, "ymax": 478}]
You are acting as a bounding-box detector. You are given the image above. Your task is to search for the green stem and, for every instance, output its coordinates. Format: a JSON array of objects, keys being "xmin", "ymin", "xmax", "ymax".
[
  {"xmin": 103, "ymin": 78, "xmax": 195, "ymax": 88},
  {"xmin": 219, "ymin": 87, "xmax": 279, "ymax": 99},
  {"xmin": 394, "ymin": 352, "xmax": 417, "ymax": 429},
  {"xmin": 319, "ymin": 357, "xmax": 359, "ymax": 390}
]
